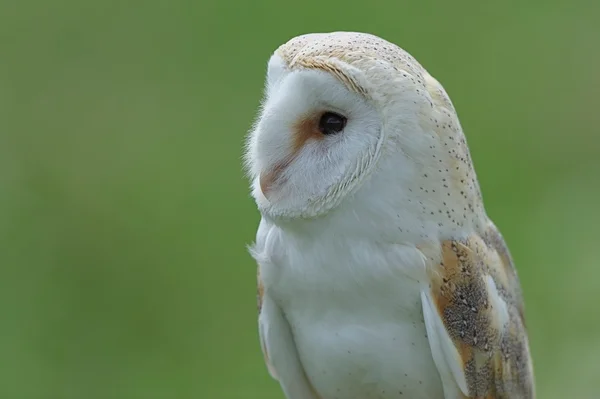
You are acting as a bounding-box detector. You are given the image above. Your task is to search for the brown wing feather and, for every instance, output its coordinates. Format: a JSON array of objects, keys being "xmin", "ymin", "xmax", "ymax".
[
  {"xmin": 427, "ymin": 222, "xmax": 535, "ymax": 398},
  {"xmin": 481, "ymin": 222, "xmax": 527, "ymax": 326}
]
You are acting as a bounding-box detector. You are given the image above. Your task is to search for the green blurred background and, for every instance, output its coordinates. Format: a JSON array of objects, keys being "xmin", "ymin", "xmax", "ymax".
[{"xmin": 1, "ymin": 0, "xmax": 599, "ymax": 398}]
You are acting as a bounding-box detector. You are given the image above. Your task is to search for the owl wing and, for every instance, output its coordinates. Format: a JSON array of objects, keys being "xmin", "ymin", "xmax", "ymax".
[
  {"xmin": 420, "ymin": 221, "xmax": 535, "ymax": 398},
  {"xmin": 257, "ymin": 268, "xmax": 319, "ymax": 399},
  {"xmin": 252, "ymin": 217, "xmax": 319, "ymax": 399}
]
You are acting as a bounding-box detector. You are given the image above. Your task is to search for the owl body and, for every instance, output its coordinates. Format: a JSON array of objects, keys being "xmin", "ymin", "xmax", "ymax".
[
  {"xmin": 247, "ymin": 32, "xmax": 535, "ymax": 399},
  {"xmin": 254, "ymin": 217, "xmax": 446, "ymax": 398}
]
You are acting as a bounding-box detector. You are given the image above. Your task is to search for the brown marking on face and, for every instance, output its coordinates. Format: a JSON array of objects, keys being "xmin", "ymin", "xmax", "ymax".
[
  {"xmin": 260, "ymin": 157, "xmax": 293, "ymax": 197},
  {"xmin": 292, "ymin": 57, "xmax": 368, "ymax": 96},
  {"xmin": 259, "ymin": 113, "xmax": 324, "ymax": 197},
  {"xmin": 292, "ymin": 112, "xmax": 326, "ymax": 153}
]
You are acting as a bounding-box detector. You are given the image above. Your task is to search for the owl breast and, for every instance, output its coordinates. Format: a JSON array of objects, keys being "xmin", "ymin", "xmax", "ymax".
[
  {"xmin": 260, "ymin": 221, "xmax": 446, "ymax": 399},
  {"xmin": 291, "ymin": 302, "xmax": 444, "ymax": 398}
]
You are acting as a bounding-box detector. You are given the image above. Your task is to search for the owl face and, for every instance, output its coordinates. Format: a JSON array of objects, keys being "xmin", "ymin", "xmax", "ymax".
[
  {"xmin": 246, "ymin": 54, "xmax": 383, "ymax": 219},
  {"xmin": 245, "ymin": 32, "xmax": 482, "ymax": 227}
]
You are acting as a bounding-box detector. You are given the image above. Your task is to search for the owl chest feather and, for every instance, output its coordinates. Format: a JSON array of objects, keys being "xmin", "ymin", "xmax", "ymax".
[{"xmin": 258, "ymin": 221, "xmax": 445, "ymax": 399}]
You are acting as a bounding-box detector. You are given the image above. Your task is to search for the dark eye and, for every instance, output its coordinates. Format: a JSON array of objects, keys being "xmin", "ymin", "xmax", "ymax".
[{"xmin": 318, "ymin": 112, "xmax": 347, "ymax": 135}]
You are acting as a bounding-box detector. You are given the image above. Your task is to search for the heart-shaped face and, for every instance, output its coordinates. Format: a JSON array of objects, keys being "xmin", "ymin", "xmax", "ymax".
[{"xmin": 245, "ymin": 31, "xmax": 484, "ymax": 235}]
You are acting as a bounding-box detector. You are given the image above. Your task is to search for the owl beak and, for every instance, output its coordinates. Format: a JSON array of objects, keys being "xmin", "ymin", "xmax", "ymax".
[
  {"xmin": 259, "ymin": 172, "xmax": 273, "ymax": 198},
  {"xmin": 259, "ymin": 158, "xmax": 291, "ymax": 199}
]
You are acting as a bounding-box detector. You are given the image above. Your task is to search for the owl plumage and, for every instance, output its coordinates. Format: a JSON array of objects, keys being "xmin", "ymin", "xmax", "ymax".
[{"xmin": 246, "ymin": 32, "xmax": 534, "ymax": 399}]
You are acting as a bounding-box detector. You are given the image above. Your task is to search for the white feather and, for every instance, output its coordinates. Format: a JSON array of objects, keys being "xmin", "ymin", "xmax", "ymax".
[{"xmin": 247, "ymin": 31, "xmax": 501, "ymax": 399}]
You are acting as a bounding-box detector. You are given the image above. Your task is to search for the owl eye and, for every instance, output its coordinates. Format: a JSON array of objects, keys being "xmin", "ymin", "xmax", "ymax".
[{"xmin": 318, "ymin": 112, "xmax": 347, "ymax": 135}]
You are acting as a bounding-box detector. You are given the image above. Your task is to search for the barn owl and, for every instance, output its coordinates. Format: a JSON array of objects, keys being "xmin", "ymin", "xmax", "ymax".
[{"xmin": 245, "ymin": 32, "xmax": 535, "ymax": 399}]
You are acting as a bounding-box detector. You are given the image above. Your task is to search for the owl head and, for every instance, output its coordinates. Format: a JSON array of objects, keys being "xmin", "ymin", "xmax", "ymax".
[{"xmin": 245, "ymin": 32, "xmax": 485, "ymax": 237}]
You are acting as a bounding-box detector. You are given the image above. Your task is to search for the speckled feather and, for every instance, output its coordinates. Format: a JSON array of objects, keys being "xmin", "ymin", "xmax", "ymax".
[
  {"xmin": 248, "ymin": 32, "xmax": 534, "ymax": 399},
  {"xmin": 420, "ymin": 221, "xmax": 534, "ymax": 398}
]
